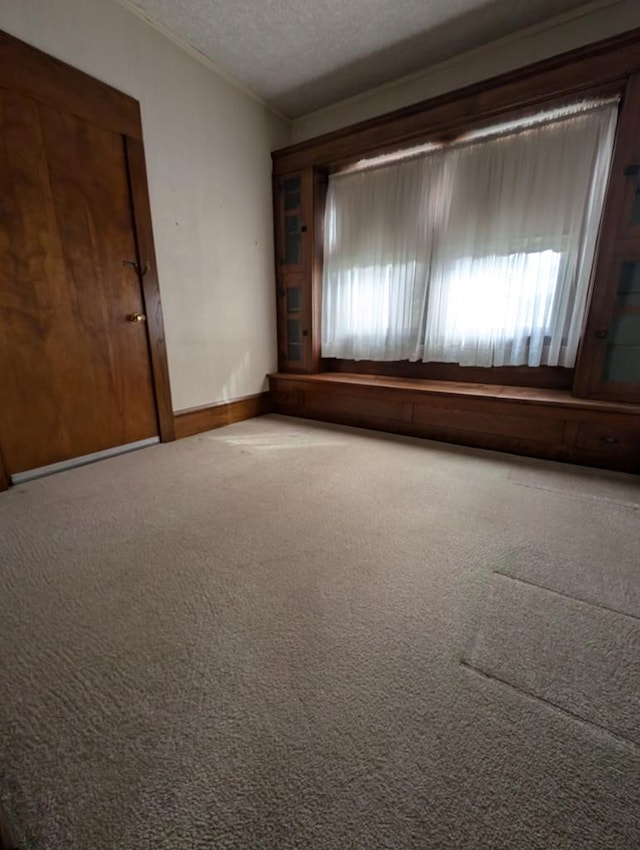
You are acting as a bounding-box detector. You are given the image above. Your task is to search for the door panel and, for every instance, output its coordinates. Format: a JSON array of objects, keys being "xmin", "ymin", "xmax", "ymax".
[
  {"xmin": 0, "ymin": 88, "xmax": 158, "ymax": 474},
  {"xmin": 38, "ymin": 102, "xmax": 158, "ymax": 445}
]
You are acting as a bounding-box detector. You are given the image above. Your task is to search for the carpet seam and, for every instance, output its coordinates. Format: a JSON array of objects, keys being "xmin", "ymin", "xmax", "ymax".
[
  {"xmin": 508, "ymin": 480, "xmax": 640, "ymax": 510},
  {"xmin": 459, "ymin": 659, "xmax": 640, "ymax": 753},
  {"xmin": 492, "ymin": 570, "xmax": 640, "ymax": 622}
]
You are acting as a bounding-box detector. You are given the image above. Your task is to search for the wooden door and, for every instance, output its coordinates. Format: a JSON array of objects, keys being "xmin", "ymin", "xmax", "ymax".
[{"xmin": 0, "ymin": 87, "xmax": 159, "ymax": 475}]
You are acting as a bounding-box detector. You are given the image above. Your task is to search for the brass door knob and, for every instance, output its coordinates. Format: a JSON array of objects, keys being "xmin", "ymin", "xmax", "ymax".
[{"xmin": 126, "ymin": 313, "xmax": 147, "ymax": 323}]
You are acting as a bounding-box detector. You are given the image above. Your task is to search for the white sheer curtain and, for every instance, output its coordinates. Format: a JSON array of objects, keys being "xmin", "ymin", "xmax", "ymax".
[
  {"xmin": 322, "ymin": 153, "xmax": 445, "ymax": 360},
  {"xmin": 322, "ymin": 101, "xmax": 618, "ymax": 367}
]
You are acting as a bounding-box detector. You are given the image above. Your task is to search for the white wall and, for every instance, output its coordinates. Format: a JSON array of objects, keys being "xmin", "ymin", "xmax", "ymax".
[
  {"xmin": 292, "ymin": 0, "xmax": 640, "ymax": 142},
  {"xmin": 0, "ymin": 0, "xmax": 290, "ymax": 412}
]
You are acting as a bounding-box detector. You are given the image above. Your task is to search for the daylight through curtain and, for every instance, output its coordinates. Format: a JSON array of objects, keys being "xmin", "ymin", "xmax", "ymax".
[{"xmin": 321, "ymin": 100, "xmax": 618, "ymax": 367}]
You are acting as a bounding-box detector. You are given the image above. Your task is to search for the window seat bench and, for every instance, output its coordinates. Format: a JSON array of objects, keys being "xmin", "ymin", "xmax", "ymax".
[{"xmin": 268, "ymin": 372, "xmax": 640, "ymax": 473}]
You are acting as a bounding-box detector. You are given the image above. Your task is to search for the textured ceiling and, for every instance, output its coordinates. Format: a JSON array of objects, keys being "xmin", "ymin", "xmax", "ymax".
[{"xmin": 125, "ymin": 0, "xmax": 594, "ymax": 117}]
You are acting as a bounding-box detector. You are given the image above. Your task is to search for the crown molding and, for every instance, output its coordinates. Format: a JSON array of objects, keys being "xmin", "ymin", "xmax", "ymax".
[
  {"xmin": 292, "ymin": 0, "xmax": 625, "ymax": 130},
  {"xmin": 114, "ymin": 0, "xmax": 290, "ymax": 122}
]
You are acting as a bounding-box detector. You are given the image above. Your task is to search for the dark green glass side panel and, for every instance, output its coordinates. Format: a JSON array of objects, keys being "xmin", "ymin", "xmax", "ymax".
[
  {"xmin": 617, "ymin": 261, "xmax": 640, "ymax": 307},
  {"xmin": 285, "ymin": 214, "xmax": 302, "ymax": 265},
  {"xmin": 286, "ymin": 287, "xmax": 302, "ymax": 313},
  {"xmin": 287, "ymin": 318, "xmax": 302, "ymax": 344},
  {"xmin": 617, "ymin": 291, "xmax": 640, "ymax": 308},
  {"xmin": 607, "ymin": 313, "xmax": 640, "ymax": 346},
  {"xmin": 288, "ymin": 343, "xmax": 302, "ymax": 361},
  {"xmin": 631, "ymin": 187, "xmax": 640, "ymax": 225},
  {"xmin": 602, "ymin": 271, "xmax": 640, "ymax": 380},
  {"xmin": 285, "ymin": 215, "xmax": 300, "ymax": 234},
  {"xmin": 283, "ymin": 177, "xmax": 301, "ymax": 211},
  {"xmin": 285, "ymin": 235, "xmax": 301, "ymax": 265},
  {"xmin": 603, "ymin": 345, "xmax": 640, "ymax": 382},
  {"xmin": 618, "ymin": 261, "xmax": 640, "ymax": 292}
]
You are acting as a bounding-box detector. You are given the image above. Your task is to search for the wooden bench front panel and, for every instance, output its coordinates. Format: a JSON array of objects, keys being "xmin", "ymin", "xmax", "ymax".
[{"xmin": 269, "ymin": 373, "xmax": 640, "ymax": 473}]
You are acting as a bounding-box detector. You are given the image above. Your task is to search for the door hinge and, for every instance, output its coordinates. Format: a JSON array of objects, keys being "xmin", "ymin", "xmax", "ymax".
[{"xmin": 122, "ymin": 259, "xmax": 151, "ymax": 276}]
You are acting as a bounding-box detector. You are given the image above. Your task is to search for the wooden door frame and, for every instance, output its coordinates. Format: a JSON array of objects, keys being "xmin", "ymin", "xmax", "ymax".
[{"xmin": 0, "ymin": 28, "xmax": 175, "ymax": 493}]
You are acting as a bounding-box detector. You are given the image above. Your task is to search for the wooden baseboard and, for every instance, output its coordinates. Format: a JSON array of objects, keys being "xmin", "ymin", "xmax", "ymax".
[{"xmin": 173, "ymin": 391, "xmax": 273, "ymax": 440}]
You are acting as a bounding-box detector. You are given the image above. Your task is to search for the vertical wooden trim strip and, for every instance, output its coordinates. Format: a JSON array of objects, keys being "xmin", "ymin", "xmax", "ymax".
[
  {"xmin": 310, "ymin": 170, "xmax": 328, "ymax": 372},
  {"xmin": 272, "ymin": 175, "xmax": 284, "ymax": 369},
  {"xmin": 124, "ymin": 135, "xmax": 176, "ymax": 442},
  {"xmin": 573, "ymin": 72, "xmax": 640, "ymax": 398},
  {"xmin": 301, "ymin": 167, "xmax": 316, "ymax": 372},
  {"xmin": 0, "ymin": 444, "xmax": 9, "ymax": 492}
]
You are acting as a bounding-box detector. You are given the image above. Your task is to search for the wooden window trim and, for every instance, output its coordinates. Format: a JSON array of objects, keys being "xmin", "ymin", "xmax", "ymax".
[
  {"xmin": 323, "ymin": 360, "xmax": 574, "ymax": 391},
  {"xmin": 272, "ymin": 26, "xmax": 640, "ymax": 397},
  {"xmin": 124, "ymin": 136, "xmax": 175, "ymax": 441},
  {"xmin": 0, "ymin": 28, "xmax": 175, "ymax": 457},
  {"xmin": 573, "ymin": 71, "xmax": 640, "ymax": 401},
  {"xmin": 272, "ymin": 27, "xmax": 640, "ymax": 175}
]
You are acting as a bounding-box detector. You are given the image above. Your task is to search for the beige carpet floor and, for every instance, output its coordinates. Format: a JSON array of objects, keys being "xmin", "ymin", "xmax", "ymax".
[{"xmin": 0, "ymin": 414, "xmax": 639, "ymax": 849}]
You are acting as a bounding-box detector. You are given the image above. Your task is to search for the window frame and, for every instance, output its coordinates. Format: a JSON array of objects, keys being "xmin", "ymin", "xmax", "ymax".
[{"xmin": 272, "ymin": 27, "xmax": 640, "ymax": 397}]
